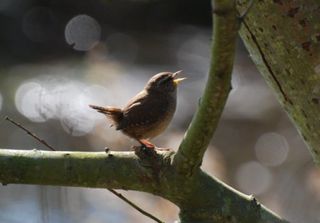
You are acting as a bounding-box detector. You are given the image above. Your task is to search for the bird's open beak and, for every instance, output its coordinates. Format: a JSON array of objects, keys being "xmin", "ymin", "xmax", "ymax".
[
  {"xmin": 174, "ymin": 77, "xmax": 186, "ymax": 85},
  {"xmin": 172, "ymin": 70, "xmax": 186, "ymax": 85}
]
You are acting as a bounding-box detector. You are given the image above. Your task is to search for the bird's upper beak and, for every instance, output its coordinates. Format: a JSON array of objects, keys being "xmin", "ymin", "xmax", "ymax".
[{"xmin": 172, "ymin": 70, "xmax": 186, "ymax": 85}]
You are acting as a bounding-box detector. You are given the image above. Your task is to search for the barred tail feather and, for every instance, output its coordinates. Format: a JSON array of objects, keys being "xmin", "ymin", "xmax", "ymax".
[{"xmin": 89, "ymin": 104, "xmax": 123, "ymax": 128}]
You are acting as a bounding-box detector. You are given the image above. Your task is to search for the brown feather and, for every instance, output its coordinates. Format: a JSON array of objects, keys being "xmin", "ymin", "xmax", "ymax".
[{"xmin": 89, "ymin": 105, "xmax": 123, "ymax": 129}]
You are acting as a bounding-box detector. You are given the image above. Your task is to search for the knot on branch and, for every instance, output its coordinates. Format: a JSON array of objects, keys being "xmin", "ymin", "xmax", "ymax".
[
  {"xmin": 133, "ymin": 146, "xmax": 174, "ymax": 182},
  {"xmin": 249, "ymin": 195, "xmax": 261, "ymax": 211}
]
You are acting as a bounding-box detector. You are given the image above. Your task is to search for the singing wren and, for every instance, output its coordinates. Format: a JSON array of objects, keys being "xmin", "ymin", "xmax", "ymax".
[{"xmin": 89, "ymin": 71, "xmax": 185, "ymax": 149}]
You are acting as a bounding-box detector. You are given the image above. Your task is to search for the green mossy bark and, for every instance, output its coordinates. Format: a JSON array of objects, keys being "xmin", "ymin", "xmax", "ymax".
[
  {"xmin": 0, "ymin": 149, "xmax": 287, "ymax": 223},
  {"xmin": 173, "ymin": 0, "xmax": 239, "ymax": 176},
  {"xmin": 238, "ymin": 0, "xmax": 320, "ymax": 164},
  {"xmin": 0, "ymin": 149, "xmax": 158, "ymax": 192}
]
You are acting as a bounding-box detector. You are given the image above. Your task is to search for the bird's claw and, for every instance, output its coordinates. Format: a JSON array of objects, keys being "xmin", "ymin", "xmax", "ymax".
[{"xmin": 138, "ymin": 139, "xmax": 156, "ymax": 150}]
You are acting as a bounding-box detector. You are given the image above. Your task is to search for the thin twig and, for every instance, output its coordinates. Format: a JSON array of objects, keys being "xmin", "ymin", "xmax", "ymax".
[
  {"xmin": 5, "ymin": 116, "xmax": 56, "ymax": 151},
  {"xmin": 4, "ymin": 115, "xmax": 164, "ymax": 223},
  {"xmin": 107, "ymin": 189, "xmax": 164, "ymax": 223}
]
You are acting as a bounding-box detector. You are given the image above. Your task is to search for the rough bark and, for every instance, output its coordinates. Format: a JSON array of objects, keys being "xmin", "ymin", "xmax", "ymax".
[{"xmin": 238, "ymin": 0, "xmax": 320, "ymax": 165}]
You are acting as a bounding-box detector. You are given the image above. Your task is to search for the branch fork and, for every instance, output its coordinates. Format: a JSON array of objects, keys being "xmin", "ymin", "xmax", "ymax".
[{"xmin": 0, "ymin": 0, "xmax": 289, "ymax": 222}]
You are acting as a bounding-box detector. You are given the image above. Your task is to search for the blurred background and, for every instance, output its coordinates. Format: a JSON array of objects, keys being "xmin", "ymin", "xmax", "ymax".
[{"xmin": 0, "ymin": 0, "xmax": 319, "ymax": 222}]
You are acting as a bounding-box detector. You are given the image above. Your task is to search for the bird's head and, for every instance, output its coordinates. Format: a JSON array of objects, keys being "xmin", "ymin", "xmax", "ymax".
[{"xmin": 145, "ymin": 70, "xmax": 186, "ymax": 93}]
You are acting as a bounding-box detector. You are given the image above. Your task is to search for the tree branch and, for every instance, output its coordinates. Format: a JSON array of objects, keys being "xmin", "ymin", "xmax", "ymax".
[
  {"xmin": 4, "ymin": 116, "xmax": 164, "ymax": 223},
  {"xmin": 177, "ymin": 171, "xmax": 288, "ymax": 223},
  {"xmin": 0, "ymin": 149, "xmax": 161, "ymax": 193},
  {"xmin": 0, "ymin": 148, "xmax": 288, "ymax": 222},
  {"xmin": 173, "ymin": 0, "xmax": 239, "ymax": 175}
]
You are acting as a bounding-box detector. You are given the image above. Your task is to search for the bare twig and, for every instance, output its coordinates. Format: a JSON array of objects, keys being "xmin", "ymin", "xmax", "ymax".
[
  {"xmin": 4, "ymin": 115, "xmax": 164, "ymax": 223},
  {"xmin": 108, "ymin": 189, "xmax": 164, "ymax": 223},
  {"xmin": 5, "ymin": 116, "xmax": 56, "ymax": 151}
]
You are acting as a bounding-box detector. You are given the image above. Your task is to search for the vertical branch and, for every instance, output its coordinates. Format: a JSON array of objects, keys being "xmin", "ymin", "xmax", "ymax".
[{"xmin": 173, "ymin": 0, "xmax": 240, "ymax": 175}]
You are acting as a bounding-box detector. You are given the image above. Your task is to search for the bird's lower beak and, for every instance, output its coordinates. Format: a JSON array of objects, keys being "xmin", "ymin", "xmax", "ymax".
[
  {"xmin": 173, "ymin": 77, "xmax": 186, "ymax": 85},
  {"xmin": 172, "ymin": 70, "xmax": 186, "ymax": 85}
]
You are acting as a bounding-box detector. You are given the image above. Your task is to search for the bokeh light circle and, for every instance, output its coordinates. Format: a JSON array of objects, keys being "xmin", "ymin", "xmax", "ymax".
[
  {"xmin": 255, "ymin": 132, "xmax": 289, "ymax": 166},
  {"xmin": 65, "ymin": 14, "xmax": 101, "ymax": 51},
  {"xmin": 60, "ymin": 111, "xmax": 95, "ymax": 137},
  {"xmin": 54, "ymin": 82, "xmax": 93, "ymax": 136},
  {"xmin": 14, "ymin": 76, "xmax": 111, "ymax": 136},
  {"xmin": 15, "ymin": 82, "xmax": 48, "ymax": 122},
  {"xmin": 236, "ymin": 161, "xmax": 272, "ymax": 195}
]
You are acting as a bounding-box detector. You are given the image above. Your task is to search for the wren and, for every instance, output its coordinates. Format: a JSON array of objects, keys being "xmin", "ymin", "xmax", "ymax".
[{"xmin": 89, "ymin": 71, "xmax": 185, "ymax": 149}]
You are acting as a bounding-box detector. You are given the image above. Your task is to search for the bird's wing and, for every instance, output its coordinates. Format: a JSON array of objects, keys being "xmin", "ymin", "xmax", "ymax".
[
  {"xmin": 115, "ymin": 91, "xmax": 147, "ymax": 130},
  {"xmin": 124, "ymin": 90, "xmax": 147, "ymax": 108},
  {"xmin": 116, "ymin": 91, "xmax": 168, "ymax": 130},
  {"xmin": 126, "ymin": 102, "xmax": 142, "ymax": 111}
]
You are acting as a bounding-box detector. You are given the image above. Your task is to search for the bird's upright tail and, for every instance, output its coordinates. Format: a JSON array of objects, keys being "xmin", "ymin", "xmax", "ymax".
[{"xmin": 89, "ymin": 105, "xmax": 123, "ymax": 128}]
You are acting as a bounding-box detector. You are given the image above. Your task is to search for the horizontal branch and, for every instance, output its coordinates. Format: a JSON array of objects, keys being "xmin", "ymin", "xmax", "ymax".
[
  {"xmin": 0, "ymin": 148, "xmax": 287, "ymax": 222},
  {"xmin": 0, "ymin": 149, "xmax": 161, "ymax": 193}
]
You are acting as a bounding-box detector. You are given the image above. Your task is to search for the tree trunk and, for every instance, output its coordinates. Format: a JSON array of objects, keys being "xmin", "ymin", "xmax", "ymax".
[{"xmin": 238, "ymin": 0, "xmax": 320, "ymax": 165}]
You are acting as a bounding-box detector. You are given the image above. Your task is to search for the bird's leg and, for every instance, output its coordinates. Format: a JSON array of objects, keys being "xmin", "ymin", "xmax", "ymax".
[
  {"xmin": 138, "ymin": 139, "xmax": 155, "ymax": 150},
  {"xmin": 137, "ymin": 139, "xmax": 171, "ymax": 151}
]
